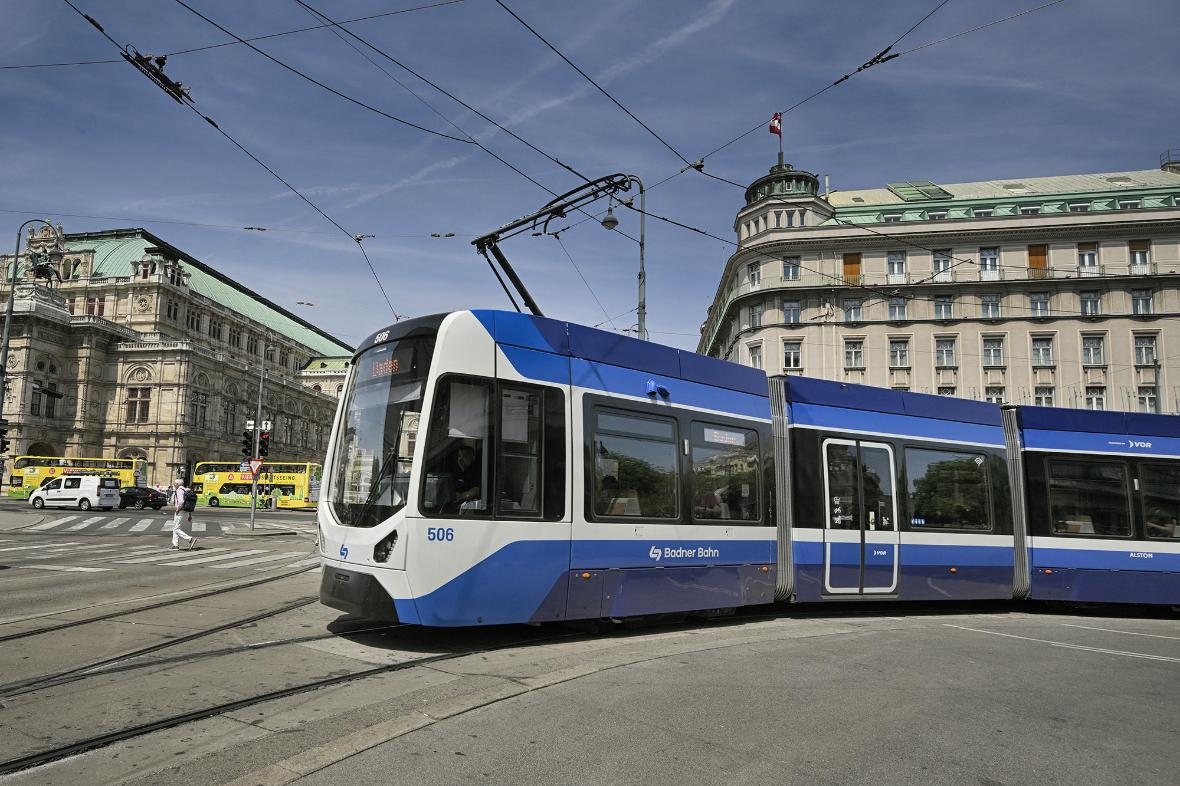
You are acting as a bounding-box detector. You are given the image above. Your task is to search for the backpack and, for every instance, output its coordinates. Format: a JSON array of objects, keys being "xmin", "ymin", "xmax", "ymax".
[{"xmin": 181, "ymin": 487, "xmax": 197, "ymax": 512}]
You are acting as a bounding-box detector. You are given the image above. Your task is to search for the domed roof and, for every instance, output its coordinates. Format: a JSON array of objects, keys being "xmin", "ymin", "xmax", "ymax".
[{"xmin": 744, "ymin": 155, "xmax": 819, "ymax": 205}]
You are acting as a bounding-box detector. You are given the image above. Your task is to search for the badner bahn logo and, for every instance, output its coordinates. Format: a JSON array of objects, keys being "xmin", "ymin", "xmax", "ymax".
[{"xmin": 648, "ymin": 545, "xmax": 661, "ymax": 561}]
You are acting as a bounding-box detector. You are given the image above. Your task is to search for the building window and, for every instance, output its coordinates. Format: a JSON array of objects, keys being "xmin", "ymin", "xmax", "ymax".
[
  {"xmin": 972, "ymin": 208, "xmax": 994, "ymax": 218},
  {"xmin": 1080, "ymin": 291, "xmax": 1100, "ymax": 316},
  {"xmin": 1139, "ymin": 386, "xmax": 1159, "ymax": 413},
  {"xmin": 927, "ymin": 211, "xmax": 947, "ymax": 221},
  {"xmin": 1034, "ymin": 387, "xmax": 1055, "ymax": 407},
  {"xmin": 773, "ymin": 211, "xmax": 781, "ymax": 228},
  {"xmin": 747, "ymin": 262, "xmax": 761, "ymax": 287},
  {"xmin": 1020, "ymin": 205, "xmax": 1041, "ymax": 215},
  {"xmin": 783, "ymin": 257, "xmax": 800, "ymax": 280},
  {"xmin": 1031, "ymin": 337, "xmax": 1054, "ymax": 367},
  {"xmin": 1029, "ymin": 292, "xmax": 1050, "ymax": 317},
  {"xmin": 747, "ymin": 344, "xmax": 762, "ymax": 370},
  {"xmin": 85, "ymin": 297, "xmax": 105, "ymax": 316},
  {"xmin": 935, "ymin": 338, "xmax": 956, "ymax": 368},
  {"xmin": 228, "ymin": 327, "xmax": 241, "ymax": 348},
  {"xmin": 783, "ymin": 341, "xmax": 802, "ymax": 369},
  {"xmin": 888, "ymin": 297, "xmax": 907, "ymax": 321},
  {"xmin": 126, "ymin": 387, "xmax": 151, "ymax": 422},
  {"xmin": 1135, "ymin": 335, "xmax": 1157, "ymax": 367},
  {"xmin": 189, "ymin": 392, "xmax": 208, "ymax": 429},
  {"xmin": 1068, "ymin": 202, "xmax": 1090, "ymax": 212},
  {"xmin": 883, "ymin": 213, "xmax": 902, "ymax": 223},
  {"xmin": 844, "ymin": 340, "xmax": 865, "ymax": 370},
  {"xmin": 982, "ymin": 338, "xmax": 1004, "ymax": 367},
  {"xmin": 1130, "ymin": 240, "xmax": 1151, "ymax": 269},
  {"xmin": 979, "ymin": 247, "xmax": 999, "ymax": 273},
  {"xmin": 937, "ymin": 386, "xmax": 956, "ymax": 396},
  {"xmin": 783, "ymin": 300, "xmax": 801, "ymax": 324},
  {"xmin": 247, "ymin": 335, "xmax": 259, "ymax": 355},
  {"xmin": 887, "ymin": 251, "xmax": 906, "ymax": 279},
  {"xmin": 279, "ymin": 349, "xmax": 290, "ymax": 368},
  {"xmin": 1132, "ymin": 289, "xmax": 1153, "ymax": 315},
  {"xmin": 985, "ymin": 387, "xmax": 1005, "ymax": 404},
  {"xmin": 934, "ymin": 297, "xmax": 953, "ymax": 320},
  {"xmin": 1077, "ymin": 242, "xmax": 1098, "ymax": 274},
  {"xmin": 283, "ymin": 415, "xmax": 294, "ymax": 445},
  {"xmin": 208, "ymin": 320, "xmax": 223, "ymax": 341},
  {"xmin": 222, "ymin": 400, "xmax": 237, "ymax": 434},
  {"xmin": 1081, "ymin": 335, "xmax": 1105, "ymax": 366},
  {"xmin": 1085, "ymin": 386, "xmax": 1106, "ymax": 411},
  {"xmin": 187, "ymin": 310, "xmax": 201, "ymax": 331},
  {"xmin": 1118, "ymin": 200, "xmax": 1141, "ymax": 210},
  {"xmin": 843, "ymin": 299, "xmax": 863, "ymax": 322},
  {"xmin": 66, "ymin": 297, "xmax": 75, "ymax": 315},
  {"xmin": 980, "ymin": 294, "xmax": 1001, "ymax": 319},
  {"xmin": 889, "ymin": 339, "xmax": 909, "ymax": 368},
  {"xmin": 933, "ymin": 250, "xmax": 952, "ymax": 280},
  {"xmin": 30, "ymin": 379, "xmax": 41, "ymax": 416},
  {"xmin": 166, "ymin": 299, "xmax": 179, "ymax": 321},
  {"xmin": 748, "ymin": 302, "xmax": 762, "ymax": 328}
]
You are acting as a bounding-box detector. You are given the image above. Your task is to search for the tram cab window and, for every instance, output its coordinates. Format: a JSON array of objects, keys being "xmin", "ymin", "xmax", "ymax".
[
  {"xmin": 496, "ymin": 386, "xmax": 565, "ymax": 520},
  {"xmin": 690, "ymin": 423, "xmax": 759, "ymax": 522},
  {"xmin": 421, "ymin": 378, "xmax": 492, "ymax": 517},
  {"xmin": 591, "ymin": 409, "xmax": 678, "ymax": 520},
  {"xmin": 905, "ymin": 448, "xmax": 991, "ymax": 530},
  {"xmin": 1047, "ymin": 460, "xmax": 1131, "ymax": 537},
  {"xmin": 1140, "ymin": 463, "xmax": 1180, "ymax": 539}
]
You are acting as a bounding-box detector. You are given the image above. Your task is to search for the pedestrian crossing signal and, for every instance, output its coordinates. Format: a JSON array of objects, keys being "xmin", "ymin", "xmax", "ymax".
[
  {"xmin": 258, "ymin": 430, "xmax": 270, "ymax": 457},
  {"xmin": 241, "ymin": 430, "xmax": 253, "ymax": 457}
]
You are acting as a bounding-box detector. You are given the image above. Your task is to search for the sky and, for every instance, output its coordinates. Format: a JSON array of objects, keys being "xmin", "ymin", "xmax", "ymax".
[{"xmin": 2, "ymin": 0, "xmax": 1178, "ymax": 352}]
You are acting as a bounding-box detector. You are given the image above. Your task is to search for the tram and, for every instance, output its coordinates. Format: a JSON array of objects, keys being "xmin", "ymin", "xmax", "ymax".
[{"xmin": 317, "ymin": 310, "xmax": 1180, "ymax": 626}]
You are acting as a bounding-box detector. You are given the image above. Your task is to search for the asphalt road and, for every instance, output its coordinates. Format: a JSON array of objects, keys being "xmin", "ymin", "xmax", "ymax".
[{"xmin": 0, "ymin": 515, "xmax": 1176, "ymax": 786}]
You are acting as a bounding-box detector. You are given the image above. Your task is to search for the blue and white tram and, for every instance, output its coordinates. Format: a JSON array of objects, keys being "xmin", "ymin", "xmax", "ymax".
[{"xmin": 317, "ymin": 310, "xmax": 1180, "ymax": 627}]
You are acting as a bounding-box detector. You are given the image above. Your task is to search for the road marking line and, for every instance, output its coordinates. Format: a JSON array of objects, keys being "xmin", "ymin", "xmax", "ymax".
[
  {"xmin": 129, "ymin": 518, "xmax": 156, "ymax": 532},
  {"xmin": 101, "ymin": 517, "xmax": 131, "ymax": 529},
  {"xmin": 114, "ymin": 548, "xmax": 233, "ymax": 564},
  {"xmin": 0, "ymin": 542, "xmax": 81, "ymax": 553},
  {"xmin": 84, "ymin": 545, "xmax": 162, "ymax": 562},
  {"xmin": 159, "ymin": 549, "xmax": 269, "ymax": 567},
  {"xmin": 211, "ymin": 552, "xmax": 305, "ymax": 569},
  {"xmin": 28, "ymin": 516, "xmax": 76, "ymax": 530},
  {"xmin": 945, "ymin": 624, "xmax": 1180, "ymax": 663},
  {"xmin": 17, "ymin": 564, "xmax": 112, "ymax": 573},
  {"xmin": 192, "ymin": 521, "xmax": 207, "ymax": 533},
  {"xmin": 1060, "ymin": 623, "xmax": 1180, "ymax": 641},
  {"xmin": 67, "ymin": 517, "xmax": 105, "ymax": 531}
]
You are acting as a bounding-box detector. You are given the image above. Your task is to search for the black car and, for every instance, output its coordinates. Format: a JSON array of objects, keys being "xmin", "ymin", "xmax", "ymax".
[{"xmin": 119, "ymin": 486, "xmax": 167, "ymax": 510}]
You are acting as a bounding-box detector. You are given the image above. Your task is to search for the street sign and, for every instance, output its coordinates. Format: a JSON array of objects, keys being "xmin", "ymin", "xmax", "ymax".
[
  {"xmin": 245, "ymin": 419, "xmax": 255, "ymax": 430},
  {"xmin": 248, "ymin": 459, "xmax": 265, "ymax": 477},
  {"xmin": 239, "ymin": 461, "xmax": 252, "ymax": 472},
  {"xmin": 261, "ymin": 420, "xmax": 273, "ymax": 431}
]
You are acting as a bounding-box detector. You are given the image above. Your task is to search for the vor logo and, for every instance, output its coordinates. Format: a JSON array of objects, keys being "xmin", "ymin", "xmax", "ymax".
[
  {"xmin": 648, "ymin": 545, "xmax": 661, "ymax": 562},
  {"xmin": 339, "ymin": 544, "xmax": 349, "ymax": 560}
]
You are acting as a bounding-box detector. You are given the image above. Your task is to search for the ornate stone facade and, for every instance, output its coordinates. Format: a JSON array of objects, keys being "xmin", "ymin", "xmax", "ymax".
[{"xmin": 0, "ymin": 226, "xmax": 352, "ymax": 486}]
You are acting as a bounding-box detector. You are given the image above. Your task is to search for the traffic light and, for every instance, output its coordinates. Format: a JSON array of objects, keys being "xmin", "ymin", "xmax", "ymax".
[
  {"xmin": 258, "ymin": 430, "xmax": 270, "ymax": 457},
  {"xmin": 241, "ymin": 430, "xmax": 253, "ymax": 457},
  {"xmin": 0, "ymin": 427, "xmax": 9, "ymax": 455}
]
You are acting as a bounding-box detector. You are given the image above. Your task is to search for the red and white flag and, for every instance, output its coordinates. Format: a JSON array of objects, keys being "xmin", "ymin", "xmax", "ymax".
[{"xmin": 769, "ymin": 112, "xmax": 782, "ymax": 136}]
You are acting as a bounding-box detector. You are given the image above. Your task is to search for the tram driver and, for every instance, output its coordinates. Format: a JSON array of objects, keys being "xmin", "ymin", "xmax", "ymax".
[{"xmin": 452, "ymin": 445, "xmax": 483, "ymax": 509}]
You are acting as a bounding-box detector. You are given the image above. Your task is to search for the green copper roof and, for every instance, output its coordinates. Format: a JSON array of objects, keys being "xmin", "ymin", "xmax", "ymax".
[
  {"xmin": 303, "ymin": 356, "xmax": 351, "ymax": 371},
  {"xmin": 65, "ymin": 229, "xmax": 352, "ymax": 356}
]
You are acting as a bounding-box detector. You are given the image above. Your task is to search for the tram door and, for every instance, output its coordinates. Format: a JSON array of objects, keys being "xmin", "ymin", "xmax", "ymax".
[{"xmin": 822, "ymin": 439, "xmax": 899, "ymax": 594}]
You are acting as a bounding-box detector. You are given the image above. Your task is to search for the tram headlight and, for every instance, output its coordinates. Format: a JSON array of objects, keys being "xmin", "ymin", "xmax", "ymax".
[{"xmin": 373, "ymin": 530, "xmax": 399, "ymax": 563}]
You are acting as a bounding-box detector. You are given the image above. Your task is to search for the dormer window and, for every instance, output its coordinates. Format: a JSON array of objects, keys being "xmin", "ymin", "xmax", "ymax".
[
  {"xmin": 972, "ymin": 208, "xmax": 994, "ymax": 218},
  {"xmin": 927, "ymin": 211, "xmax": 948, "ymax": 221},
  {"xmin": 882, "ymin": 213, "xmax": 902, "ymax": 223}
]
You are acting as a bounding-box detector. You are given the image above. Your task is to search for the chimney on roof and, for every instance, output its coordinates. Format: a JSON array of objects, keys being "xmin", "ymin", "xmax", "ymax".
[{"xmin": 1162, "ymin": 148, "xmax": 1180, "ymax": 175}]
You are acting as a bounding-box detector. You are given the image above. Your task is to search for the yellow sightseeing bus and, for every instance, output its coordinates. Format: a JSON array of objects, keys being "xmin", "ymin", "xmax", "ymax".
[
  {"xmin": 7, "ymin": 456, "xmax": 148, "ymax": 499},
  {"xmin": 192, "ymin": 461, "xmax": 322, "ymax": 510}
]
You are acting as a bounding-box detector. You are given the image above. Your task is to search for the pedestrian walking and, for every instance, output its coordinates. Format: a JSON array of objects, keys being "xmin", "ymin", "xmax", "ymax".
[{"xmin": 170, "ymin": 478, "xmax": 198, "ymax": 551}]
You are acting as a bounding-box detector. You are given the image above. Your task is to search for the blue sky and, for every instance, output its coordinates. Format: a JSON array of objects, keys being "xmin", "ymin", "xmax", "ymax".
[{"xmin": 2, "ymin": 0, "xmax": 1178, "ymax": 350}]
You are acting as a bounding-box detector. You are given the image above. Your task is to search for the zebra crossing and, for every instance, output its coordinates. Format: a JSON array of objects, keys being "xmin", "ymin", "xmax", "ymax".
[
  {"xmin": 0, "ymin": 537, "xmax": 320, "ymax": 574},
  {"xmin": 25, "ymin": 513, "xmax": 226, "ymax": 535}
]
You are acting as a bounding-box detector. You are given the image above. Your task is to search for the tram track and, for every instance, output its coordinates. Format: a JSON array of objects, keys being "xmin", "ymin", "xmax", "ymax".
[
  {"xmin": 0, "ymin": 630, "xmax": 575, "ymax": 777},
  {"xmin": 0, "ymin": 563, "xmax": 318, "ymax": 643}
]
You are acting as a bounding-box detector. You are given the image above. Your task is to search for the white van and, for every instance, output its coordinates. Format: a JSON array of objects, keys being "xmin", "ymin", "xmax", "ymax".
[{"xmin": 30, "ymin": 475, "xmax": 121, "ymax": 511}]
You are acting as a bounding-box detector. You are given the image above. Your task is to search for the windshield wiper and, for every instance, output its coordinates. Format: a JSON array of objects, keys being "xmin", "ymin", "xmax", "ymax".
[{"xmin": 350, "ymin": 445, "xmax": 400, "ymax": 527}]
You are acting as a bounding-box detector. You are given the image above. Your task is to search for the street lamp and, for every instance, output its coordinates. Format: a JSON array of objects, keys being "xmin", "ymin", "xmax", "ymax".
[
  {"xmin": 1, "ymin": 220, "xmax": 64, "ymax": 439},
  {"xmin": 600, "ymin": 175, "xmax": 646, "ymax": 340}
]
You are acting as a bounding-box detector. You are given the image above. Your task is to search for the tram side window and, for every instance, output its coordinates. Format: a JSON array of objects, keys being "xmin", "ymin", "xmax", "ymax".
[
  {"xmin": 905, "ymin": 448, "xmax": 991, "ymax": 530},
  {"xmin": 592, "ymin": 409, "xmax": 678, "ymax": 520},
  {"xmin": 496, "ymin": 386, "xmax": 565, "ymax": 520},
  {"xmin": 690, "ymin": 423, "xmax": 759, "ymax": 522},
  {"xmin": 421, "ymin": 377, "xmax": 493, "ymax": 518},
  {"xmin": 1046, "ymin": 460, "xmax": 1131, "ymax": 537},
  {"xmin": 1140, "ymin": 463, "xmax": 1180, "ymax": 539}
]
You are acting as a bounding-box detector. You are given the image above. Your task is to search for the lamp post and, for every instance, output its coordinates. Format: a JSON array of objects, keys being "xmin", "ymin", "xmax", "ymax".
[
  {"xmin": 1, "ymin": 221, "xmax": 64, "ymax": 432},
  {"xmin": 601, "ymin": 175, "xmax": 646, "ymax": 341},
  {"xmin": 247, "ymin": 339, "xmax": 275, "ymax": 533}
]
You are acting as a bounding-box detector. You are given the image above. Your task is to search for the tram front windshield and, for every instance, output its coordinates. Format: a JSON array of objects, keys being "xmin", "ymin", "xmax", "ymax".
[{"xmin": 330, "ymin": 336, "xmax": 434, "ymax": 528}]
